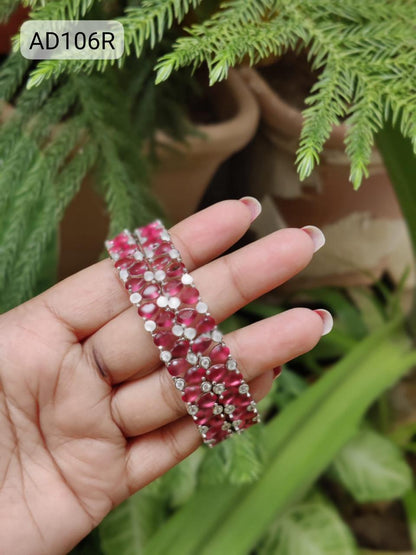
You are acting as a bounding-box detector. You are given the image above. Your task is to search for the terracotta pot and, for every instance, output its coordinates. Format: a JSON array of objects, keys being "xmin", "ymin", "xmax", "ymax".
[
  {"xmin": 0, "ymin": 69, "xmax": 259, "ymax": 278},
  {"xmin": 239, "ymin": 65, "xmax": 414, "ymax": 289},
  {"xmin": 151, "ymin": 68, "xmax": 260, "ymax": 223}
]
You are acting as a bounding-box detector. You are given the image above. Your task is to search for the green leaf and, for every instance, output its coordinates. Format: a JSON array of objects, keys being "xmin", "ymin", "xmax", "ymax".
[
  {"xmin": 259, "ymin": 501, "xmax": 356, "ymax": 555},
  {"xmin": 331, "ymin": 429, "xmax": 413, "ymax": 503}
]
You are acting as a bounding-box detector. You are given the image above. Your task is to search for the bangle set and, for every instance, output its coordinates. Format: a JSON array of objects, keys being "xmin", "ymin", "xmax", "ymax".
[{"xmin": 105, "ymin": 220, "xmax": 260, "ymax": 447}]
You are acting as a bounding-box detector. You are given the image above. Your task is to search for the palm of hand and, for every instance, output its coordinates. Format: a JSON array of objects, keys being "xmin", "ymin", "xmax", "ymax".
[
  {"xmin": 0, "ymin": 302, "xmax": 128, "ymax": 553},
  {"xmin": 0, "ymin": 201, "xmax": 325, "ymax": 554}
]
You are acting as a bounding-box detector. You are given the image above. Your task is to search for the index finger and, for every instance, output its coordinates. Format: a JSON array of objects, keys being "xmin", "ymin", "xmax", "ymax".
[{"xmin": 35, "ymin": 199, "xmax": 257, "ymax": 339}]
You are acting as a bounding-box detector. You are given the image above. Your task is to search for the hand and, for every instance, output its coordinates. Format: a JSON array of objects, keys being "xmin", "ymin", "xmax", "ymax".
[{"xmin": 0, "ymin": 200, "xmax": 328, "ymax": 554}]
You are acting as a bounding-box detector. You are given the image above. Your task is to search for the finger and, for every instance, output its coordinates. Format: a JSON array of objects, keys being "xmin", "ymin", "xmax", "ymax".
[
  {"xmin": 36, "ymin": 200, "xmax": 254, "ymax": 339},
  {"xmin": 124, "ymin": 371, "xmax": 274, "ymax": 492},
  {"xmin": 111, "ymin": 308, "xmax": 323, "ymax": 437},
  {"xmin": 86, "ymin": 228, "xmax": 316, "ymax": 383}
]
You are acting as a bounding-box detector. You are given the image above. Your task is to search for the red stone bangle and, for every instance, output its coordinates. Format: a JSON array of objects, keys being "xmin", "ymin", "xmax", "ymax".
[{"xmin": 105, "ymin": 222, "xmax": 260, "ymax": 447}]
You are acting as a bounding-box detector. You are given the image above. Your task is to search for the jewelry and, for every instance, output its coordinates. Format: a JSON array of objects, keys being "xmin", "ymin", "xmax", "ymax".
[{"xmin": 106, "ymin": 221, "xmax": 259, "ymax": 446}]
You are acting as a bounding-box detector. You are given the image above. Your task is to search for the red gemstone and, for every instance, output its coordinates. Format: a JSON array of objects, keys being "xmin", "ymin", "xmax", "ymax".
[
  {"xmin": 126, "ymin": 277, "xmax": 145, "ymax": 293},
  {"xmin": 142, "ymin": 284, "xmax": 160, "ymax": 299},
  {"xmin": 222, "ymin": 390, "xmax": 251, "ymax": 407},
  {"xmin": 166, "ymin": 261, "xmax": 185, "ymax": 278},
  {"xmin": 110, "ymin": 232, "xmax": 130, "ymax": 250},
  {"xmin": 115, "ymin": 257, "xmax": 134, "ymax": 270},
  {"xmin": 196, "ymin": 315, "xmax": 216, "ymax": 334},
  {"xmin": 185, "ymin": 366, "xmax": 206, "ymax": 386},
  {"xmin": 155, "ymin": 310, "xmax": 175, "ymax": 329},
  {"xmin": 232, "ymin": 407, "xmax": 255, "ymax": 422},
  {"xmin": 154, "ymin": 332, "xmax": 176, "ymax": 349},
  {"xmin": 154, "ymin": 243, "xmax": 172, "ymax": 256},
  {"xmin": 208, "ymin": 364, "xmax": 227, "ymax": 382},
  {"xmin": 191, "ymin": 336, "xmax": 212, "ymax": 354},
  {"xmin": 222, "ymin": 373, "xmax": 243, "ymax": 388},
  {"xmin": 177, "ymin": 308, "xmax": 199, "ymax": 326},
  {"xmin": 167, "ymin": 358, "xmax": 191, "ymax": 377},
  {"xmin": 138, "ymin": 302, "xmax": 158, "ymax": 319},
  {"xmin": 141, "ymin": 228, "xmax": 162, "ymax": 243},
  {"xmin": 199, "ymin": 393, "xmax": 216, "ymax": 409},
  {"xmin": 179, "ymin": 286, "xmax": 199, "ymax": 305},
  {"xmin": 182, "ymin": 386, "xmax": 200, "ymax": 404},
  {"xmin": 153, "ymin": 255, "xmax": 171, "ymax": 270},
  {"xmin": 171, "ymin": 339, "xmax": 190, "ymax": 358},
  {"xmin": 164, "ymin": 279, "xmax": 183, "ymax": 296},
  {"xmin": 129, "ymin": 261, "xmax": 148, "ymax": 276},
  {"xmin": 210, "ymin": 344, "xmax": 230, "ymax": 364},
  {"xmin": 140, "ymin": 221, "xmax": 161, "ymax": 236}
]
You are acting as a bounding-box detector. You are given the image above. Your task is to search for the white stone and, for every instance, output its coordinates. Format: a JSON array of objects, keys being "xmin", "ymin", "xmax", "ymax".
[
  {"xmin": 239, "ymin": 383, "xmax": 249, "ymax": 395},
  {"xmin": 224, "ymin": 404, "xmax": 235, "ymax": 414},
  {"xmin": 181, "ymin": 273, "xmax": 193, "ymax": 285},
  {"xmin": 144, "ymin": 320, "xmax": 156, "ymax": 332},
  {"xmin": 160, "ymin": 350, "xmax": 172, "ymax": 363},
  {"xmin": 133, "ymin": 251, "xmax": 143, "ymax": 261},
  {"xmin": 168, "ymin": 296, "xmax": 181, "ymax": 309},
  {"xmin": 119, "ymin": 269, "xmax": 129, "ymax": 282},
  {"xmin": 144, "ymin": 246, "xmax": 154, "ymax": 259},
  {"xmin": 174, "ymin": 378, "xmax": 185, "ymax": 391},
  {"xmin": 154, "ymin": 270, "xmax": 166, "ymax": 282},
  {"xmin": 200, "ymin": 356, "xmax": 211, "ymax": 369},
  {"xmin": 201, "ymin": 381, "xmax": 212, "ymax": 393},
  {"xmin": 156, "ymin": 296, "xmax": 169, "ymax": 308},
  {"xmin": 129, "ymin": 292, "xmax": 142, "ymax": 304},
  {"xmin": 105, "ymin": 240, "xmax": 113, "ymax": 251},
  {"xmin": 222, "ymin": 422, "xmax": 232, "ymax": 431},
  {"xmin": 213, "ymin": 383, "xmax": 225, "ymax": 395},
  {"xmin": 199, "ymin": 425, "xmax": 209, "ymax": 435},
  {"xmin": 187, "ymin": 404, "xmax": 198, "ymax": 416},
  {"xmin": 144, "ymin": 271, "xmax": 154, "ymax": 282},
  {"xmin": 186, "ymin": 353, "xmax": 198, "ymax": 365},
  {"xmin": 226, "ymin": 359, "xmax": 237, "ymax": 371},
  {"xmin": 184, "ymin": 327, "xmax": 197, "ymax": 340},
  {"xmin": 160, "ymin": 230, "xmax": 170, "ymax": 241},
  {"xmin": 196, "ymin": 301, "xmax": 208, "ymax": 314},
  {"xmin": 232, "ymin": 420, "xmax": 242, "ymax": 430},
  {"xmin": 169, "ymin": 248, "xmax": 180, "ymax": 259},
  {"xmin": 172, "ymin": 324, "xmax": 184, "ymax": 337},
  {"xmin": 213, "ymin": 404, "xmax": 223, "ymax": 415},
  {"xmin": 211, "ymin": 330, "xmax": 223, "ymax": 342}
]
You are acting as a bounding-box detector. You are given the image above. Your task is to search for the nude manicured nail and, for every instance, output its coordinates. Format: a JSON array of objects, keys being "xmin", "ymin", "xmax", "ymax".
[
  {"xmin": 240, "ymin": 196, "xmax": 262, "ymax": 222},
  {"xmin": 273, "ymin": 366, "xmax": 282, "ymax": 380},
  {"xmin": 314, "ymin": 309, "xmax": 333, "ymax": 336},
  {"xmin": 301, "ymin": 225, "xmax": 326, "ymax": 253}
]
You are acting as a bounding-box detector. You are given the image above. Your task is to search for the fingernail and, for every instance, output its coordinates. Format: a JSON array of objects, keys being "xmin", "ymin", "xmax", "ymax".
[
  {"xmin": 273, "ymin": 366, "xmax": 282, "ymax": 380},
  {"xmin": 301, "ymin": 225, "xmax": 325, "ymax": 253},
  {"xmin": 314, "ymin": 309, "xmax": 333, "ymax": 336},
  {"xmin": 240, "ymin": 196, "xmax": 262, "ymax": 222}
]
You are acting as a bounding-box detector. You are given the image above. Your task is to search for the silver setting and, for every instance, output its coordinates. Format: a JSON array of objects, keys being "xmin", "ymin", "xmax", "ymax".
[
  {"xmin": 119, "ymin": 269, "xmax": 129, "ymax": 282},
  {"xmin": 232, "ymin": 420, "xmax": 242, "ymax": 430},
  {"xmin": 196, "ymin": 301, "xmax": 208, "ymax": 314},
  {"xmin": 222, "ymin": 422, "xmax": 232, "ymax": 431},
  {"xmin": 169, "ymin": 248, "xmax": 180, "ymax": 259},
  {"xmin": 160, "ymin": 230, "xmax": 170, "ymax": 241},
  {"xmin": 156, "ymin": 295, "xmax": 169, "ymax": 308},
  {"xmin": 201, "ymin": 381, "xmax": 212, "ymax": 393},
  {"xmin": 181, "ymin": 273, "xmax": 193, "ymax": 285},
  {"xmin": 213, "ymin": 383, "xmax": 225, "ymax": 395},
  {"xmin": 213, "ymin": 403, "xmax": 223, "ymax": 415},
  {"xmin": 238, "ymin": 383, "xmax": 249, "ymax": 395},
  {"xmin": 211, "ymin": 329, "xmax": 223, "ymax": 342},
  {"xmin": 133, "ymin": 251, "xmax": 144, "ymax": 261},
  {"xmin": 224, "ymin": 404, "xmax": 235, "ymax": 414},
  {"xmin": 154, "ymin": 269, "xmax": 166, "ymax": 282},
  {"xmin": 187, "ymin": 404, "xmax": 198, "ymax": 416},
  {"xmin": 160, "ymin": 350, "xmax": 172, "ymax": 363},
  {"xmin": 168, "ymin": 297, "xmax": 181, "ymax": 309},
  {"xmin": 199, "ymin": 425, "xmax": 209, "ymax": 435},
  {"xmin": 184, "ymin": 327, "xmax": 197, "ymax": 340},
  {"xmin": 144, "ymin": 320, "xmax": 156, "ymax": 333},
  {"xmin": 200, "ymin": 356, "xmax": 211, "ymax": 369},
  {"xmin": 174, "ymin": 377, "xmax": 185, "ymax": 391},
  {"xmin": 172, "ymin": 324, "xmax": 184, "ymax": 337},
  {"xmin": 144, "ymin": 270, "xmax": 154, "ymax": 282},
  {"xmin": 129, "ymin": 292, "xmax": 142, "ymax": 305},
  {"xmin": 226, "ymin": 359, "xmax": 237, "ymax": 371},
  {"xmin": 186, "ymin": 352, "xmax": 198, "ymax": 365}
]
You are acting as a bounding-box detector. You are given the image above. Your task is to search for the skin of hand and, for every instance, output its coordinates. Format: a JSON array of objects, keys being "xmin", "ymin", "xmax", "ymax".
[{"xmin": 0, "ymin": 200, "xmax": 327, "ymax": 554}]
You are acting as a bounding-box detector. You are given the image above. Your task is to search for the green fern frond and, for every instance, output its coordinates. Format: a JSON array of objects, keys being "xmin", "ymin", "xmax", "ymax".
[{"xmin": 0, "ymin": 0, "xmax": 21, "ymax": 22}]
